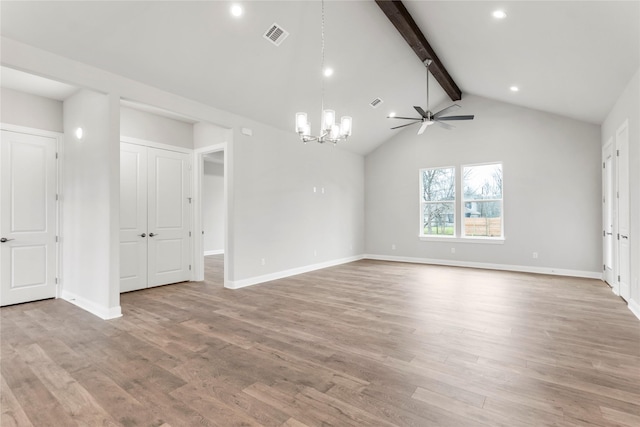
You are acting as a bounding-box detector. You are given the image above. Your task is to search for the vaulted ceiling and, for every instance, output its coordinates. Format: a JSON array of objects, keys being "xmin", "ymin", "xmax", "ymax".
[{"xmin": 1, "ymin": 1, "xmax": 638, "ymax": 155}]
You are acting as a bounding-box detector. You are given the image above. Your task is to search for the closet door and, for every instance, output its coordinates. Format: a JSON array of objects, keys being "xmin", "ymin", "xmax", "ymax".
[
  {"xmin": 147, "ymin": 148, "xmax": 191, "ymax": 287},
  {"xmin": 119, "ymin": 142, "xmax": 148, "ymax": 292},
  {"xmin": 1, "ymin": 130, "xmax": 58, "ymax": 306}
]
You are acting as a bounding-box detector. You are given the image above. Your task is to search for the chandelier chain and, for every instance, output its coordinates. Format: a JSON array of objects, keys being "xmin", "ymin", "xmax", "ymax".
[{"xmin": 320, "ymin": 0, "xmax": 326, "ymax": 116}]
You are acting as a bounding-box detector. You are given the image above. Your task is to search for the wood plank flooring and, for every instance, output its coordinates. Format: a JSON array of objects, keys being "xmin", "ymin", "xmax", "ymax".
[{"xmin": 2, "ymin": 256, "xmax": 639, "ymax": 426}]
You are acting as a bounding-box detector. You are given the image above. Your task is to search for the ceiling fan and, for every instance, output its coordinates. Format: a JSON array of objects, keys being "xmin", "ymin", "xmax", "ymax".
[{"xmin": 388, "ymin": 59, "xmax": 474, "ymax": 134}]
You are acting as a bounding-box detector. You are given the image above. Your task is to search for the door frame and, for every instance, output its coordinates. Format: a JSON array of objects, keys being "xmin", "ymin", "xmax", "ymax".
[
  {"xmin": 193, "ymin": 143, "xmax": 229, "ymax": 287},
  {"xmin": 1, "ymin": 123, "xmax": 63, "ymax": 300},
  {"xmin": 615, "ymin": 119, "xmax": 630, "ymax": 301},
  {"xmin": 602, "ymin": 138, "xmax": 615, "ymax": 288}
]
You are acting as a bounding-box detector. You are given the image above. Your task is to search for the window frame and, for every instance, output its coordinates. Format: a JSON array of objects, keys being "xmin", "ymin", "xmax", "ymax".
[
  {"xmin": 419, "ymin": 166, "xmax": 456, "ymax": 239},
  {"xmin": 418, "ymin": 162, "xmax": 505, "ymax": 244}
]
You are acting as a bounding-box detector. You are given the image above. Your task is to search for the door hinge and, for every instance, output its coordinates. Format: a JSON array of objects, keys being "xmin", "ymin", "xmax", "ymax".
[
  {"xmin": 189, "ymin": 265, "xmax": 192, "ymax": 271},
  {"xmin": 603, "ymin": 162, "xmax": 605, "ymax": 169},
  {"xmin": 617, "ymin": 149, "xmax": 620, "ymax": 156},
  {"xmin": 56, "ymin": 194, "xmax": 59, "ymax": 201},
  {"xmin": 55, "ymin": 152, "xmax": 59, "ymax": 159},
  {"xmin": 55, "ymin": 236, "xmax": 59, "ymax": 243},
  {"xmin": 617, "ymin": 233, "xmax": 620, "ymax": 240},
  {"xmin": 188, "ymin": 197, "xmax": 192, "ymax": 204},
  {"xmin": 189, "ymin": 231, "xmax": 192, "ymax": 237},
  {"xmin": 618, "ymin": 275, "xmax": 621, "ymax": 282},
  {"xmin": 603, "ymin": 230, "xmax": 605, "ymax": 237},
  {"xmin": 55, "ymin": 277, "xmax": 58, "ymax": 284},
  {"xmin": 603, "ymin": 264, "xmax": 606, "ymax": 271}
]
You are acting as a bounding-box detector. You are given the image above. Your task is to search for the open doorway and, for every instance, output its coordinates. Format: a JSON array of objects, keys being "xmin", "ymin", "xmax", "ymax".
[
  {"xmin": 193, "ymin": 136, "xmax": 229, "ymax": 287},
  {"xmin": 202, "ymin": 151, "xmax": 225, "ymax": 285}
]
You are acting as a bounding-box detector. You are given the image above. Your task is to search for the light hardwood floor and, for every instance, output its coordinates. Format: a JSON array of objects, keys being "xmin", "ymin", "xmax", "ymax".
[{"xmin": 1, "ymin": 256, "xmax": 639, "ymax": 426}]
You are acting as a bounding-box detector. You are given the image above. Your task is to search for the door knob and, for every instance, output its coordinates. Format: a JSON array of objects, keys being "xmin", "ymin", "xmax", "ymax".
[
  {"xmin": 0, "ymin": 237, "xmax": 14, "ymax": 243},
  {"xmin": 149, "ymin": 233, "xmax": 158, "ymax": 237},
  {"xmin": 621, "ymin": 235, "xmax": 629, "ymax": 239},
  {"xmin": 138, "ymin": 233, "xmax": 146, "ymax": 237}
]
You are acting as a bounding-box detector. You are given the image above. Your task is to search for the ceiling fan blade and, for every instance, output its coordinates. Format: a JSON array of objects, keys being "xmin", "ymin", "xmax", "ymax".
[
  {"xmin": 436, "ymin": 115, "xmax": 475, "ymax": 121},
  {"xmin": 391, "ymin": 122, "xmax": 420, "ymax": 130},
  {"xmin": 417, "ymin": 121, "xmax": 430, "ymax": 135},
  {"xmin": 433, "ymin": 104, "xmax": 461, "ymax": 118},
  {"xmin": 413, "ymin": 106, "xmax": 428, "ymax": 118},
  {"xmin": 387, "ymin": 116, "xmax": 422, "ymax": 120},
  {"xmin": 434, "ymin": 120, "xmax": 455, "ymax": 130}
]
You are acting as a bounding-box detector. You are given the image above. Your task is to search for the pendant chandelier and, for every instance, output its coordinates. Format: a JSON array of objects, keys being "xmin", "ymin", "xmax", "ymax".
[{"xmin": 295, "ymin": 0, "xmax": 352, "ymax": 144}]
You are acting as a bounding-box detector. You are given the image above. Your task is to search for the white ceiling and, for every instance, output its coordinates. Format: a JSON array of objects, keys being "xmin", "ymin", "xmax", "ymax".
[{"xmin": 1, "ymin": 1, "xmax": 638, "ymax": 155}]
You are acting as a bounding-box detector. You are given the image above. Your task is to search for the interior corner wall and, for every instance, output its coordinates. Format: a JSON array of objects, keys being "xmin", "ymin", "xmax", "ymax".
[
  {"xmin": 120, "ymin": 106, "xmax": 193, "ymax": 148},
  {"xmin": 365, "ymin": 94, "xmax": 602, "ymax": 276},
  {"xmin": 602, "ymin": 67, "xmax": 640, "ymax": 310},
  {"xmin": 2, "ymin": 37, "xmax": 364, "ymax": 292},
  {"xmin": 0, "ymin": 87, "xmax": 63, "ymax": 132},
  {"xmin": 203, "ymin": 161, "xmax": 224, "ymax": 253},
  {"xmin": 231, "ymin": 124, "xmax": 365, "ymax": 283},
  {"xmin": 62, "ymin": 89, "xmax": 121, "ymax": 318}
]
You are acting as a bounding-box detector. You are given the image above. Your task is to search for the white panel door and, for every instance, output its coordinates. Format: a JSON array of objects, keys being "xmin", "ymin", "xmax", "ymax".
[
  {"xmin": 1, "ymin": 130, "xmax": 57, "ymax": 306},
  {"xmin": 119, "ymin": 142, "xmax": 148, "ymax": 292},
  {"xmin": 616, "ymin": 122, "xmax": 630, "ymax": 301},
  {"xmin": 147, "ymin": 148, "xmax": 191, "ymax": 287}
]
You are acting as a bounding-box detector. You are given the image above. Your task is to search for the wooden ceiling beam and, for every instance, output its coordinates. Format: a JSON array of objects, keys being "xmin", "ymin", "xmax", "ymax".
[{"xmin": 375, "ymin": 0, "xmax": 462, "ymax": 101}]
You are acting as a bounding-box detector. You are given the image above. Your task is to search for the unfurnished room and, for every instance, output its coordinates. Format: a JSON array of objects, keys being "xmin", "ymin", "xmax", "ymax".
[{"xmin": 0, "ymin": 1, "xmax": 639, "ymax": 426}]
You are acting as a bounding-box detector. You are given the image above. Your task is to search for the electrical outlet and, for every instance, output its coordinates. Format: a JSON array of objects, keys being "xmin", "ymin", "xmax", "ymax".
[
  {"xmin": 261, "ymin": 258, "xmax": 265, "ymax": 266},
  {"xmin": 391, "ymin": 244, "xmax": 396, "ymax": 250},
  {"xmin": 533, "ymin": 252, "xmax": 538, "ymax": 259},
  {"xmin": 451, "ymin": 248, "xmax": 456, "ymax": 254}
]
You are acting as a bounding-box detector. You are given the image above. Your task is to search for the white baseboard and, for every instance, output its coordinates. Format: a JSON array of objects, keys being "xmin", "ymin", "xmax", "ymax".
[
  {"xmin": 628, "ymin": 298, "xmax": 640, "ymax": 321},
  {"xmin": 204, "ymin": 249, "xmax": 224, "ymax": 256},
  {"xmin": 226, "ymin": 255, "xmax": 365, "ymax": 290},
  {"xmin": 364, "ymin": 254, "xmax": 602, "ymax": 280},
  {"xmin": 60, "ymin": 290, "xmax": 122, "ymax": 320}
]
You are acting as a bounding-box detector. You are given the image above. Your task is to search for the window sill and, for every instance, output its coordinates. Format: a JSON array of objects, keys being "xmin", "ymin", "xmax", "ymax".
[{"xmin": 418, "ymin": 236, "xmax": 505, "ymax": 245}]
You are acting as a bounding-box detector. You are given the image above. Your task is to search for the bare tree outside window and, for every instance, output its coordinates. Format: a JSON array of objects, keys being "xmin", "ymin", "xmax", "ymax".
[{"xmin": 420, "ymin": 167, "xmax": 455, "ymax": 236}]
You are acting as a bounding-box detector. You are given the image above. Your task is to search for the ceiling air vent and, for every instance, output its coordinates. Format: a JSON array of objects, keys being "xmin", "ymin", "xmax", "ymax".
[
  {"xmin": 263, "ymin": 23, "xmax": 289, "ymax": 46},
  {"xmin": 370, "ymin": 97, "xmax": 383, "ymax": 108}
]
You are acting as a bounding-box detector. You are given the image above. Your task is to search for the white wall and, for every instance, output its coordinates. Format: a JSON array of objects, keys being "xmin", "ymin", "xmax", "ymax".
[
  {"xmin": 203, "ymin": 160, "xmax": 224, "ymax": 253},
  {"xmin": 62, "ymin": 89, "xmax": 121, "ymax": 319},
  {"xmin": 602, "ymin": 67, "xmax": 640, "ymax": 316},
  {"xmin": 0, "ymin": 87, "xmax": 63, "ymax": 132},
  {"xmin": 120, "ymin": 106, "xmax": 193, "ymax": 148},
  {"xmin": 194, "ymin": 121, "xmax": 231, "ymax": 149},
  {"xmin": 365, "ymin": 94, "xmax": 602, "ymax": 277},
  {"xmin": 231, "ymin": 123, "xmax": 365, "ymax": 284},
  {"xmin": 2, "ymin": 37, "xmax": 365, "ymax": 299}
]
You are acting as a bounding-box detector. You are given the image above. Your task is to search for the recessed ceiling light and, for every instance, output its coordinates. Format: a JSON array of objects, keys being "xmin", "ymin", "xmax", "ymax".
[
  {"xmin": 510, "ymin": 86, "xmax": 519, "ymax": 92},
  {"xmin": 230, "ymin": 4, "xmax": 243, "ymax": 17},
  {"xmin": 388, "ymin": 112, "xmax": 396, "ymax": 118},
  {"xmin": 323, "ymin": 68, "xmax": 334, "ymax": 77},
  {"xmin": 492, "ymin": 10, "xmax": 507, "ymax": 19}
]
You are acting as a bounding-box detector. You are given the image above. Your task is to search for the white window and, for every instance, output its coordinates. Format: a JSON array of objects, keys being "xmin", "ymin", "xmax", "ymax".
[
  {"xmin": 462, "ymin": 163, "xmax": 503, "ymax": 238},
  {"xmin": 420, "ymin": 167, "xmax": 455, "ymax": 237}
]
